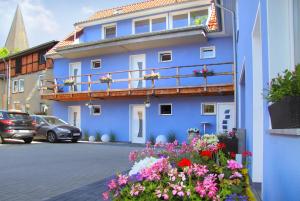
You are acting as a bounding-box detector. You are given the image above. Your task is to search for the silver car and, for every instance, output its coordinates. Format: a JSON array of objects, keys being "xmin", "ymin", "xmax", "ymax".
[{"xmin": 31, "ymin": 115, "xmax": 82, "ymax": 143}]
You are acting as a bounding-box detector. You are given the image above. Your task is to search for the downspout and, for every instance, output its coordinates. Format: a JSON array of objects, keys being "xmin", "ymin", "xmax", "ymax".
[
  {"xmin": 1, "ymin": 58, "xmax": 9, "ymax": 110},
  {"xmin": 214, "ymin": 0, "xmax": 238, "ymax": 127}
]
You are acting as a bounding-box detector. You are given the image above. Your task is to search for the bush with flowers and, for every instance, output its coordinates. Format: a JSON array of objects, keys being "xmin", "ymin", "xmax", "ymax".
[{"xmin": 102, "ymin": 135, "xmax": 254, "ymax": 201}]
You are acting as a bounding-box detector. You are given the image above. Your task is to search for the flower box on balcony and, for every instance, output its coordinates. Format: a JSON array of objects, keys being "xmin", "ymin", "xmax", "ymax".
[
  {"xmin": 63, "ymin": 79, "xmax": 74, "ymax": 86},
  {"xmin": 193, "ymin": 70, "xmax": 214, "ymax": 77},
  {"xmin": 100, "ymin": 75, "xmax": 112, "ymax": 83},
  {"xmin": 144, "ymin": 73, "xmax": 160, "ymax": 80}
]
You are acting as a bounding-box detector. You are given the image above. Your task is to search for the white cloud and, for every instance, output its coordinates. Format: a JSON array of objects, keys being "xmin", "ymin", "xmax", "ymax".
[{"xmin": 81, "ymin": 6, "xmax": 95, "ymax": 16}]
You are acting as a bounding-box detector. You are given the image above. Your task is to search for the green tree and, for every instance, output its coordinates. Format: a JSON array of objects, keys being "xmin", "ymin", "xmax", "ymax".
[{"xmin": 0, "ymin": 48, "xmax": 9, "ymax": 59}]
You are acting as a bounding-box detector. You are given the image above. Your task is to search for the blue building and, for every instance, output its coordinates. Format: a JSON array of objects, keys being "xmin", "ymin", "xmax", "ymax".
[
  {"xmin": 235, "ymin": 0, "xmax": 300, "ymax": 200},
  {"xmin": 44, "ymin": 0, "xmax": 236, "ymax": 144}
]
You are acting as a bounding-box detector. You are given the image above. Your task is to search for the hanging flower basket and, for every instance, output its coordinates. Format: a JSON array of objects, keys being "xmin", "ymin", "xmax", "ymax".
[
  {"xmin": 64, "ymin": 79, "xmax": 74, "ymax": 86},
  {"xmin": 144, "ymin": 72, "xmax": 160, "ymax": 80},
  {"xmin": 100, "ymin": 75, "xmax": 112, "ymax": 83},
  {"xmin": 193, "ymin": 69, "xmax": 214, "ymax": 77}
]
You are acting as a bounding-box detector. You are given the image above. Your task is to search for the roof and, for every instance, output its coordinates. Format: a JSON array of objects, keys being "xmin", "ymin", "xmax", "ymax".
[
  {"xmin": 76, "ymin": 0, "xmax": 199, "ymax": 25},
  {"xmin": 47, "ymin": 0, "xmax": 219, "ymax": 57},
  {"xmin": 5, "ymin": 5, "xmax": 29, "ymax": 52}
]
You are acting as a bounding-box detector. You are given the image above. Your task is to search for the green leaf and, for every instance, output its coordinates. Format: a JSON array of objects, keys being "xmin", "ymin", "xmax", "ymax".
[{"xmin": 0, "ymin": 48, "xmax": 9, "ymax": 59}]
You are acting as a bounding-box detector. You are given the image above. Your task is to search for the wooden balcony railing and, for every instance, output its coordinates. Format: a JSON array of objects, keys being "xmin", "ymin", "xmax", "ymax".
[{"xmin": 41, "ymin": 62, "xmax": 234, "ymax": 101}]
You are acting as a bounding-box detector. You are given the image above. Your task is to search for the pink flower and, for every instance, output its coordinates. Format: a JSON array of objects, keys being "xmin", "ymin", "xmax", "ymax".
[
  {"xmin": 195, "ymin": 174, "xmax": 218, "ymax": 199},
  {"xmin": 192, "ymin": 164, "xmax": 209, "ymax": 177},
  {"xmin": 108, "ymin": 179, "xmax": 117, "ymax": 190},
  {"xmin": 227, "ymin": 160, "xmax": 243, "ymax": 170},
  {"xmin": 218, "ymin": 173, "xmax": 224, "ymax": 180},
  {"xmin": 102, "ymin": 191, "xmax": 109, "ymax": 200},
  {"xmin": 130, "ymin": 183, "xmax": 145, "ymax": 196},
  {"xmin": 230, "ymin": 171, "xmax": 243, "ymax": 179},
  {"xmin": 129, "ymin": 151, "xmax": 138, "ymax": 162},
  {"xmin": 117, "ymin": 174, "xmax": 128, "ymax": 186}
]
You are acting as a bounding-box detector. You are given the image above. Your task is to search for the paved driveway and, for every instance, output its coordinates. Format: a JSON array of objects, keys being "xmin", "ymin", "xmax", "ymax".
[{"xmin": 0, "ymin": 141, "xmax": 143, "ymax": 201}]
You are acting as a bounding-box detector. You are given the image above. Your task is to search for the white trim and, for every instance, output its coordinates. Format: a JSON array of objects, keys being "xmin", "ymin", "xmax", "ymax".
[
  {"xmin": 129, "ymin": 104, "xmax": 146, "ymax": 143},
  {"xmin": 201, "ymin": 102, "xmax": 216, "ymax": 115},
  {"xmin": 75, "ymin": 0, "xmax": 211, "ymax": 28},
  {"xmin": 200, "ymin": 46, "xmax": 216, "ymax": 59},
  {"xmin": 132, "ymin": 14, "xmax": 168, "ymax": 34},
  {"xmin": 158, "ymin": 103, "xmax": 173, "ymax": 116},
  {"xmin": 69, "ymin": 62, "xmax": 82, "ymax": 92},
  {"xmin": 216, "ymin": 102, "xmax": 236, "ymax": 133},
  {"xmin": 91, "ymin": 59, "xmax": 102, "ymax": 70},
  {"xmin": 68, "ymin": 106, "xmax": 81, "ymax": 129},
  {"xmin": 91, "ymin": 105, "xmax": 101, "ymax": 116},
  {"xmin": 239, "ymin": 56, "xmax": 246, "ymax": 85},
  {"xmin": 12, "ymin": 79, "xmax": 19, "ymax": 93},
  {"xmin": 158, "ymin": 50, "xmax": 172, "ymax": 63},
  {"xmin": 18, "ymin": 79, "xmax": 25, "ymax": 93},
  {"xmin": 102, "ymin": 23, "xmax": 117, "ymax": 39}
]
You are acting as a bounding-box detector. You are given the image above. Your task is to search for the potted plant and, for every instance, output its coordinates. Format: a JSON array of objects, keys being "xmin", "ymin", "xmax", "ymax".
[
  {"xmin": 266, "ymin": 65, "xmax": 300, "ymax": 129},
  {"xmin": 100, "ymin": 74, "xmax": 112, "ymax": 83},
  {"xmin": 193, "ymin": 67, "xmax": 214, "ymax": 78},
  {"xmin": 217, "ymin": 130, "xmax": 238, "ymax": 154},
  {"xmin": 187, "ymin": 128, "xmax": 200, "ymax": 143},
  {"xmin": 64, "ymin": 79, "xmax": 74, "ymax": 86},
  {"xmin": 144, "ymin": 72, "xmax": 160, "ymax": 80}
]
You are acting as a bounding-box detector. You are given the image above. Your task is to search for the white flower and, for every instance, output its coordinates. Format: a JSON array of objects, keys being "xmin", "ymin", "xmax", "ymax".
[{"xmin": 129, "ymin": 157, "xmax": 159, "ymax": 176}]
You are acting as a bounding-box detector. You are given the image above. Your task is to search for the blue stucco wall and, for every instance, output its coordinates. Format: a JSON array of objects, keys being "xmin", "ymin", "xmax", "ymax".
[
  {"xmin": 237, "ymin": 0, "xmax": 300, "ymax": 200},
  {"xmin": 53, "ymin": 96, "xmax": 233, "ymax": 143}
]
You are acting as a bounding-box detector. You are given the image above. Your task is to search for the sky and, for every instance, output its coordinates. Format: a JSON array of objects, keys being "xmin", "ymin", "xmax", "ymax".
[{"xmin": 0, "ymin": 0, "xmax": 144, "ymax": 47}]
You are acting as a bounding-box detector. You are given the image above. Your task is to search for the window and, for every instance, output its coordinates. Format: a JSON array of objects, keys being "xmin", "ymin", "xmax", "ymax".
[
  {"xmin": 172, "ymin": 13, "xmax": 189, "ymax": 28},
  {"xmin": 19, "ymin": 79, "xmax": 24, "ymax": 92},
  {"xmin": 15, "ymin": 58, "xmax": 21, "ymax": 74},
  {"xmin": 91, "ymin": 59, "xmax": 102, "ymax": 69},
  {"xmin": 92, "ymin": 105, "xmax": 101, "ymax": 115},
  {"xmin": 13, "ymin": 101, "xmax": 21, "ymax": 111},
  {"xmin": 200, "ymin": 46, "xmax": 216, "ymax": 59},
  {"xmin": 190, "ymin": 10, "xmax": 208, "ymax": 26},
  {"xmin": 12, "ymin": 80, "xmax": 19, "ymax": 93},
  {"xmin": 39, "ymin": 51, "xmax": 47, "ymax": 64},
  {"xmin": 134, "ymin": 19, "xmax": 150, "ymax": 34},
  {"xmin": 159, "ymin": 51, "xmax": 172, "ymax": 62},
  {"xmin": 152, "ymin": 17, "xmax": 167, "ymax": 32},
  {"xmin": 201, "ymin": 103, "xmax": 216, "ymax": 115},
  {"xmin": 38, "ymin": 74, "xmax": 44, "ymax": 89},
  {"xmin": 171, "ymin": 8, "xmax": 209, "ymax": 29},
  {"xmin": 159, "ymin": 104, "xmax": 172, "ymax": 115},
  {"xmin": 103, "ymin": 24, "xmax": 117, "ymax": 39},
  {"xmin": 40, "ymin": 103, "xmax": 48, "ymax": 113}
]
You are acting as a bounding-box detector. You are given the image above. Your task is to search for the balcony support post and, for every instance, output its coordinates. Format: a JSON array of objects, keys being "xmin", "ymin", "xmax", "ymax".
[
  {"xmin": 176, "ymin": 67, "xmax": 180, "ymax": 86},
  {"xmin": 54, "ymin": 78, "xmax": 58, "ymax": 94},
  {"xmin": 88, "ymin": 75, "xmax": 92, "ymax": 92}
]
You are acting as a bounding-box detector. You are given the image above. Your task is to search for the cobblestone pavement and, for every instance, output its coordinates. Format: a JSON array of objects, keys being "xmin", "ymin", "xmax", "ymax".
[{"xmin": 0, "ymin": 141, "xmax": 142, "ymax": 201}]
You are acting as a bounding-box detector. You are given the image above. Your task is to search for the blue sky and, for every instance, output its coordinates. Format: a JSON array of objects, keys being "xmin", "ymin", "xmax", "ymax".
[{"xmin": 0, "ymin": 0, "xmax": 144, "ymax": 47}]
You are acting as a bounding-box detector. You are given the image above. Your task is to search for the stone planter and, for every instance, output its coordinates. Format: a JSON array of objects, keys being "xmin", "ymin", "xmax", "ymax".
[{"xmin": 188, "ymin": 131, "xmax": 200, "ymax": 143}]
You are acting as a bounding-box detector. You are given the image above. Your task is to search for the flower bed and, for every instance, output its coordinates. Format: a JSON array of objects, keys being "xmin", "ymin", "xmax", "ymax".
[{"xmin": 102, "ymin": 135, "xmax": 254, "ymax": 201}]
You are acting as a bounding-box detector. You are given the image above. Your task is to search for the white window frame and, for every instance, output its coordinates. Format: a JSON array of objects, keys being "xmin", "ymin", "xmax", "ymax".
[
  {"xmin": 200, "ymin": 46, "xmax": 216, "ymax": 59},
  {"xmin": 91, "ymin": 59, "xmax": 102, "ymax": 70},
  {"xmin": 132, "ymin": 14, "xmax": 168, "ymax": 34},
  {"xmin": 201, "ymin": 103, "xmax": 216, "ymax": 115},
  {"xmin": 102, "ymin": 23, "xmax": 117, "ymax": 39},
  {"xmin": 18, "ymin": 79, "xmax": 25, "ymax": 93},
  {"xmin": 159, "ymin": 103, "xmax": 173, "ymax": 116},
  {"xmin": 12, "ymin": 79, "xmax": 19, "ymax": 93},
  {"xmin": 158, "ymin": 51, "xmax": 172, "ymax": 63},
  {"xmin": 170, "ymin": 7, "xmax": 209, "ymax": 29},
  {"xmin": 38, "ymin": 74, "xmax": 44, "ymax": 89},
  {"xmin": 91, "ymin": 105, "xmax": 101, "ymax": 116}
]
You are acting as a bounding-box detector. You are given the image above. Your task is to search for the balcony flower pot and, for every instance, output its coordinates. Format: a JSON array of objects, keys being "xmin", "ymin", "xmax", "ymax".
[
  {"xmin": 100, "ymin": 76, "xmax": 112, "ymax": 84},
  {"xmin": 144, "ymin": 73, "xmax": 160, "ymax": 80},
  {"xmin": 64, "ymin": 80, "xmax": 74, "ymax": 86},
  {"xmin": 193, "ymin": 69, "xmax": 214, "ymax": 77},
  {"xmin": 268, "ymin": 96, "xmax": 300, "ymax": 129},
  {"xmin": 266, "ymin": 65, "xmax": 300, "ymax": 129}
]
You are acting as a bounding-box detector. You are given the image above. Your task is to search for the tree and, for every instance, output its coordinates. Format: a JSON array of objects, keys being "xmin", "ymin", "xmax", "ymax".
[{"xmin": 0, "ymin": 47, "xmax": 9, "ymax": 59}]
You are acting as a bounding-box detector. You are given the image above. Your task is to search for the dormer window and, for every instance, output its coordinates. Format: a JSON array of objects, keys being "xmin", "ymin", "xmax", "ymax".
[
  {"xmin": 134, "ymin": 19, "xmax": 150, "ymax": 34},
  {"xmin": 171, "ymin": 8, "xmax": 209, "ymax": 29},
  {"xmin": 133, "ymin": 14, "xmax": 167, "ymax": 34},
  {"xmin": 102, "ymin": 23, "xmax": 117, "ymax": 39}
]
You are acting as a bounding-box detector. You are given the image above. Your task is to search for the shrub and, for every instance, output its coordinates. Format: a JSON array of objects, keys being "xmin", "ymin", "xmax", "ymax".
[
  {"xmin": 265, "ymin": 64, "xmax": 300, "ymax": 102},
  {"xmin": 149, "ymin": 134, "xmax": 155, "ymax": 145},
  {"xmin": 167, "ymin": 131, "xmax": 177, "ymax": 143},
  {"xmin": 95, "ymin": 131, "xmax": 102, "ymax": 142},
  {"xmin": 110, "ymin": 132, "xmax": 116, "ymax": 142},
  {"xmin": 83, "ymin": 130, "xmax": 89, "ymax": 141}
]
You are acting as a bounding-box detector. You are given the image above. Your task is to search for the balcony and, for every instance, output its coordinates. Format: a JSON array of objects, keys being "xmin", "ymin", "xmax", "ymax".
[{"xmin": 41, "ymin": 62, "xmax": 234, "ymax": 102}]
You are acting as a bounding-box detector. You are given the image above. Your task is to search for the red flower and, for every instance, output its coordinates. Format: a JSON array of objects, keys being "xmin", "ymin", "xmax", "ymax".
[
  {"xmin": 200, "ymin": 150, "xmax": 213, "ymax": 158},
  {"xmin": 230, "ymin": 152, "xmax": 236, "ymax": 158},
  {"xmin": 217, "ymin": 143, "xmax": 226, "ymax": 150},
  {"xmin": 177, "ymin": 158, "xmax": 192, "ymax": 168},
  {"xmin": 242, "ymin": 151, "xmax": 252, "ymax": 157}
]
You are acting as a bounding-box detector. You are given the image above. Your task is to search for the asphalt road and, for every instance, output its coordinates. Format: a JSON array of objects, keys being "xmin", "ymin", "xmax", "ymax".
[{"xmin": 0, "ymin": 141, "xmax": 142, "ymax": 201}]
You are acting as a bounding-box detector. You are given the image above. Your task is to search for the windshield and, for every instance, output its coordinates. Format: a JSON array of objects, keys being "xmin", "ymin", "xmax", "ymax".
[
  {"xmin": 43, "ymin": 117, "xmax": 67, "ymax": 125},
  {"xmin": 7, "ymin": 113, "xmax": 31, "ymax": 120}
]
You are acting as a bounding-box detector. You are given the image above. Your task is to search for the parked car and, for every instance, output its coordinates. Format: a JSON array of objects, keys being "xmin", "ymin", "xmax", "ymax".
[
  {"xmin": 0, "ymin": 110, "xmax": 35, "ymax": 144},
  {"xmin": 31, "ymin": 115, "xmax": 82, "ymax": 143}
]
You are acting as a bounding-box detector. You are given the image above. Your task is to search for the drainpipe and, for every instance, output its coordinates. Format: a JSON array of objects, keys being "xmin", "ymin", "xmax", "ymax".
[
  {"xmin": 214, "ymin": 0, "xmax": 238, "ymax": 127},
  {"xmin": 1, "ymin": 58, "xmax": 9, "ymax": 110}
]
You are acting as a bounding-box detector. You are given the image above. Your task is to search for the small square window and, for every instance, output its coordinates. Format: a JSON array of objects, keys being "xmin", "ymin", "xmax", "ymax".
[
  {"xmin": 201, "ymin": 103, "xmax": 216, "ymax": 115},
  {"xmin": 104, "ymin": 25, "xmax": 116, "ymax": 39},
  {"xmin": 159, "ymin": 51, "xmax": 172, "ymax": 62},
  {"xmin": 200, "ymin": 46, "xmax": 216, "ymax": 59},
  {"xmin": 39, "ymin": 51, "xmax": 47, "ymax": 64},
  {"xmin": 91, "ymin": 59, "xmax": 101, "ymax": 69},
  {"xmin": 12, "ymin": 80, "xmax": 19, "ymax": 93},
  {"xmin": 19, "ymin": 79, "xmax": 25, "ymax": 92},
  {"xmin": 159, "ymin": 104, "xmax": 172, "ymax": 115},
  {"xmin": 92, "ymin": 105, "xmax": 101, "ymax": 115}
]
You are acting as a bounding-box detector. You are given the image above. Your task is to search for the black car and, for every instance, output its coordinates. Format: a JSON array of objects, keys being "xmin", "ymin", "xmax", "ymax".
[
  {"xmin": 31, "ymin": 115, "xmax": 82, "ymax": 143},
  {"xmin": 0, "ymin": 111, "xmax": 36, "ymax": 144}
]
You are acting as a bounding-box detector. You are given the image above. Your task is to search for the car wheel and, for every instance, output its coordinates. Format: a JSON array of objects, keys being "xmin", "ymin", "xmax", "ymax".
[
  {"xmin": 0, "ymin": 136, "xmax": 4, "ymax": 144},
  {"xmin": 47, "ymin": 131, "xmax": 57, "ymax": 143},
  {"xmin": 24, "ymin": 138, "xmax": 33, "ymax": 144},
  {"xmin": 71, "ymin": 139, "xmax": 78, "ymax": 143}
]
